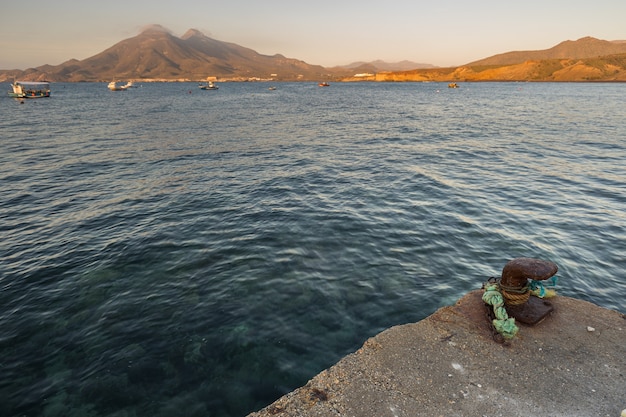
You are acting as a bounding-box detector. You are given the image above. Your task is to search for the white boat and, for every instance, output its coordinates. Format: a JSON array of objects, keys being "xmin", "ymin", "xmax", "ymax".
[
  {"xmin": 8, "ymin": 81, "xmax": 50, "ymax": 98},
  {"xmin": 123, "ymin": 81, "xmax": 137, "ymax": 88},
  {"xmin": 108, "ymin": 81, "xmax": 127, "ymax": 91},
  {"xmin": 199, "ymin": 80, "xmax": 218, "ymax": 90}
]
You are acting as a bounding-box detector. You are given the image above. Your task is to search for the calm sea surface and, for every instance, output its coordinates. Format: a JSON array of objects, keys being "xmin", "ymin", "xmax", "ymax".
[{"xmin": 1, "ymin": 81, "xmax": 625, "ymax": 417}]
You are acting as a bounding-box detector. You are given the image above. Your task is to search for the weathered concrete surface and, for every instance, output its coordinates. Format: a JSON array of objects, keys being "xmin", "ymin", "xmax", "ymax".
[{"xmin": 248, "ymin": 290, "xmax": 625, "ymax": 417}]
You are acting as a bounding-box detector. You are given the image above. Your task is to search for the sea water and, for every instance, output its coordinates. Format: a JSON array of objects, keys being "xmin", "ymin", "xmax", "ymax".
[{"xmin": 1, "ymin": 81, "xmax": 624, "ymax": 417}]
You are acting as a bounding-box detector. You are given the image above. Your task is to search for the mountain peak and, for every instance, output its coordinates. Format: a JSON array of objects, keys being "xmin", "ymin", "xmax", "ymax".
[
  {"xmin": 139, "ymin": 24, "xmax": 173, "ymax": 35},
  {"xmin": 576, "ymin": 36, "xmax": 599, "ymax": 42},
  {"xmin": 342, "ymin": 60, "xmax": 436, "ymax": 71},
  {"xmin": 181, "ymin": 28, "xmax": 206, "ymax": 40},
  {"xmin": 558, "ymin": 36, "xmax": 604, "ymax": 46}
]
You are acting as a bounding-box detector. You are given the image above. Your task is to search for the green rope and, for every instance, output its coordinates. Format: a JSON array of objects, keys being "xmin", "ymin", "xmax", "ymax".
[
  {"xmin": 482, "ymin": 283, "xmax": 519, "ymax": 340},
  {"xmin": 529, "ymin": 276, "xmax": 558, "ymax": 298}
]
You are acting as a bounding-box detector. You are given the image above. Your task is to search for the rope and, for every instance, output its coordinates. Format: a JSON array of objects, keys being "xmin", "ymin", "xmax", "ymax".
[
  {"xmin": 482, "ymin": 275, "xmax": 559, "ymax": 341},
  {"xmin": 529, "ymin": 276, "xmax": 558, "ymax": 298},
  {"xmin": 482, "ymin": 283, "xmax": 519, "ymax": 340},
  {"xmin": 500, "ymin": 288, "xmax": 530, "ymax": 305},
  {"xmin": 498, "ymin": 279, "xmax": 530, "ymax": 305}
]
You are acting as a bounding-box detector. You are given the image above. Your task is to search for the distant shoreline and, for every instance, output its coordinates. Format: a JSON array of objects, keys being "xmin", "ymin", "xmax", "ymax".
[{"xmin": 3, "ymin": 79, "xmax": 626, "ymax": 84}]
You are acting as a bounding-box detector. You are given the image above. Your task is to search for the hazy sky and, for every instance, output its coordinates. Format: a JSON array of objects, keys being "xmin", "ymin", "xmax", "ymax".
[{"xmin": 1, "ymin": 0, "xmax": 625, "ymax": 70}]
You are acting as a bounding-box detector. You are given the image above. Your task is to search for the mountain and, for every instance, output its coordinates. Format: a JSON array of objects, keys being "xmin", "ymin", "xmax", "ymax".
[
  {"xmin": 360, "ymin": 53, "xmax": 626, "ymax": 82},
  {"xmin": 467, "ymin": 37, "xmax": 626, "ymax": 66},
  {"xmin": 3, "ymin": 31, "xmax": 626, "ymax": 83},
  {"xmin": 340, "ymin": 60, "xmax": 437, "ymax": 71},
  {"xmin": 341, "ymin": 37, "xmax": 626, "ymax": 82},
  {"xmin": 0, "ymin": 25, "xmax": 335, "ymax": 82}
]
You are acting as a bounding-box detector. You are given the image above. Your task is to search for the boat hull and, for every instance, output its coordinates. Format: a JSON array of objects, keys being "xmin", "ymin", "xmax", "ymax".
[
  {"xmin": 199, "ymin": 80, "xmax": 218, "ymax": 90},
  {"xmin": 9, "ymin": 91, "xmax": 50, "ymax": 98}
]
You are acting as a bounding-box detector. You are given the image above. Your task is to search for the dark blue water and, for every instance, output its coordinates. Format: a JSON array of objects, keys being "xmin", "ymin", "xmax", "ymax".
[{"xmin": 1, "ymin": 81, "xmax": 625, "ymax": 417}]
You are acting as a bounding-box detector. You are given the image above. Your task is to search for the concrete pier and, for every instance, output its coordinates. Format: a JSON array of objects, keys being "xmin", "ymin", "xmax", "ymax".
[{"xmin": 248, "ymin": 290, "xmax": 625, "ymax": 417}]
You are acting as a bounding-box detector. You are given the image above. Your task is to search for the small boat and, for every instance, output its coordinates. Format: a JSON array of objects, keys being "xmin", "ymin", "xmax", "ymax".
[
  {"xmin": 199, "ymin": 81, "xmax": 218, "ymax": 90},
  {"xmin": 123, "ymin": 81, "xmax": 137, "ymax": 89},
  {"xmin": 268, "ymin": 86, "xmax": 277, "ymax": 91},
  {"xmin": 448, "ymin": 83, "xmax": 459, "ymax": 88},
  {"xmin": 8, "ymin": 81, "xmax": 50, "ymax": 98},
  {"xmin": 318, "ymin": 82, "xmax": 330, "ymax": 87},
  {"xmin": 108, "ymin": 81, "xmax": 127, "ymax": 91}
]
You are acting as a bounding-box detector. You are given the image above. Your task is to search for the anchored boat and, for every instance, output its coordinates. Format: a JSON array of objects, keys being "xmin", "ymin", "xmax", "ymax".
[
  {"xmin": 199, "ymin": 80, "xmax": 218, "ymax": 90},
  {"xmin": 108, "ymin": 81, "xmax": 128, "ymax": 91},
  {"xmin": 8, "ymin": 81, "xmax": 50, "ymax": 98}
]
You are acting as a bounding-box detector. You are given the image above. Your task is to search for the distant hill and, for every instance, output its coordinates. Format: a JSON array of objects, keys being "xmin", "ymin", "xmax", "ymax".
[
  {"xmin": 340, "ymin": 60, "xmax": 437, "ymax": 71},
  {"xmin": 362, "ymin": 53, "xmax": 626, "ymax": 82},
  {"xmin": 467, "ymin": 37, "xmax": 626, "ymax": 66},
  {"xmin": 341, "ymin": 37, "xmax": 626, "ymax": 82},
  {"xmin": 0, "ymin": 25, "xmax": 336, "ymax": 82}
]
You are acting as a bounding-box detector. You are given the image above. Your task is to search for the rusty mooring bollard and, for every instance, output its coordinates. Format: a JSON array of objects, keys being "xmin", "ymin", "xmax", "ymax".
[{"xmin": 500, "ymin": 257, "xmax": 558, "ymax": 325}]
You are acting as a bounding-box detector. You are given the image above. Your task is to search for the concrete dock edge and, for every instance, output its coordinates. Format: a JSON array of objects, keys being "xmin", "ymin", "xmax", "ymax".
[{"xmin": 248, "ymin": 290, "xmax": 625, "ymax": 417}]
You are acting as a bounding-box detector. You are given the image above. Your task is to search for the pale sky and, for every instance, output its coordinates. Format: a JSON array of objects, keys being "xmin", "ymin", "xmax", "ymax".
[{"xmin": 1, "ymin": 0, "xmax": 625, "ymax": 70}]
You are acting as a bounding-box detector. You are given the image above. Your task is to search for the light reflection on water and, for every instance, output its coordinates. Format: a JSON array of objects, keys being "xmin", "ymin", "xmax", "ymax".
[{"xmin": 0, "ymin": 81, "xmax": 624, "ymax": 417}]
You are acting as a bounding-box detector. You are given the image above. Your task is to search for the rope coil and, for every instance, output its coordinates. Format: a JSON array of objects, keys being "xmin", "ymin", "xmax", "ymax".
[
  {"xmin": 482, "ymin": 283, "xmax": 519, "ymax": 340},
  {"xmin": 500, "ymin": 288, "xmax": 530, "ymax": 306},
  {"xmin": 482, "ymin": 276, "xmax": 558, "ymax": 341},
  {"xmin": 495, "ymin": 277, "xmax": 530, "ymax": 306},
  {"xmin": 529, "ymin": 276, "xmax": 558, "ymax": 298},
  {"xmin": 483, "ymin": 258, "xmax": 559, "ymax": 341}
]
